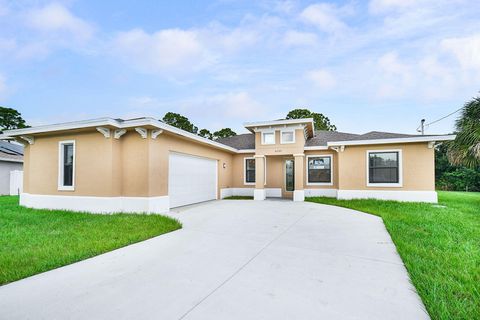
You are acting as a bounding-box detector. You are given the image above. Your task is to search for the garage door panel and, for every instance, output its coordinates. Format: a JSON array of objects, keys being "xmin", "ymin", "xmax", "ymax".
[{"xmin": 168, "ymin": 153, "xmax": 217, "ymax": 208}]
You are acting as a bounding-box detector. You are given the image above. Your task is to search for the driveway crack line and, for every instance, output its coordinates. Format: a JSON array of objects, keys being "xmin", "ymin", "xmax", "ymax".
[{"xmin": 177, "ymin": 213, "xmax": 308, "ymax": 320}]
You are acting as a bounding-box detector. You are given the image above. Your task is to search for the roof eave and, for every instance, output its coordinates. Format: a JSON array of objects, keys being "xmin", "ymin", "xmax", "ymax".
[
  {"xmin": 2, "ymin": 117, "xmax": 239, "ymax": 153},
  {"xmin": 327, "ymin": 135, "xmax": 456, "ymax": 146}
]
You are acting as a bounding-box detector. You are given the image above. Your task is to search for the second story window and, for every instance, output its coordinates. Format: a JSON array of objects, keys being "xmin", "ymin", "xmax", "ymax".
[
  {"xmin": 262, "ymin": 132, "xmax": 275, "ymax": 145},
  {"xmin": 281, "ymin": 130, "xmax": 295, "ymax": 144}
]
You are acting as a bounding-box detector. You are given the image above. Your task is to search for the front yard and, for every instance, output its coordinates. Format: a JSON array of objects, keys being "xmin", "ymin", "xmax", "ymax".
[
  {"xmin": 307, "ymin": 191, "xmax": 479, "ymax": 320},
  {"xmin": 0, "ymin": 196, "xmax": 181, "ymax": 286}
]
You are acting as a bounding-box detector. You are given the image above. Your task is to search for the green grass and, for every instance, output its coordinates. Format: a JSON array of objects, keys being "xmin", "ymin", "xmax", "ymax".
[
  {"xmin": 222, "ymin": 196, "xmax": 254, "ymax": 200},
  {"xmin": 306, "ymin": 191, "xmax": 480, "ymax": 320},
  {"xmin": 0, "ymin": 196, "xmax": 181, "ymax": 286}
]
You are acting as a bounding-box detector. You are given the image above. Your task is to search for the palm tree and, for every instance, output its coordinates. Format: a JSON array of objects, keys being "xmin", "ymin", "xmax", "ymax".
[{"xmin": 447, "ymin": 96, "xmax": 480, "ymax": 168}]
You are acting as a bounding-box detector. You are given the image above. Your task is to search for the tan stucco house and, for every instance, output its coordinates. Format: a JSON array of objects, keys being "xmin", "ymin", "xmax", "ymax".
[{"xmin": 1, "ymin": 117, "xmax": 454, "ymax": 213}]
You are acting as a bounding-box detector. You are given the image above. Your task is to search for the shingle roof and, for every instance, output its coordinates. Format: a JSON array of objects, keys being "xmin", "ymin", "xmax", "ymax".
[
  {"xmin": 217, "ymin": 130, "xmax": 443, "ymax": 149},
  {"xmin": 0, "ymin": 140, "xmax": 23, "ymax": 162},
  {"xmin": 305, "ymin": 131, "xmax": 361, "ymax": 146},
  {"xmin": 216, "ymin": 134, "xmax": 255, "ymax": 150}
]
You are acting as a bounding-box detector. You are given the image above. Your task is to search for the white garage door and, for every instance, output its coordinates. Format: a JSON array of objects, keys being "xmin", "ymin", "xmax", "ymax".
[{"xmin": 168, "ymin": 153, "xmax": 218, "ymax": 208}]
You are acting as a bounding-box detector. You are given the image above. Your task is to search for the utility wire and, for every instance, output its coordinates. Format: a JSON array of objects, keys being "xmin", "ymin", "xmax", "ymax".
[{"xmin": 425, "ymin": 107, "xmax": 463, "ymax": 127}]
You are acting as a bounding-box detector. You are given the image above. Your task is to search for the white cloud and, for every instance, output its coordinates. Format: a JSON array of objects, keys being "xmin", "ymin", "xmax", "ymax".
[
  {"xmin": 378, "ymin": 52, "xmax": 411, "ymax": 80},
  {"xmin": 306, "ymin": 69, "xmax": 336, "ymax": 89},
  {"xmin": 441, "ymin": 34, "xmax": 480, "ymax": 70},
  {"xmin": 112, "ymin": 28, "xmax": 214, "ymax": 75},
  {"xmin": 26, "ymin": 3, "xmax": 94, "ymax": 42},
  {"xmin": 214, "ymin": 92, "xmax": 265, "ymax": 119},
  {"xmin": 283, "ymin": 30, "xmax": 318, "ymax": 46},
  {"xmin": 369, "ymin": 0, "xmax": 419, "ymax": 14},
  {"xmin": 300, "ymin": 3, "xmax": 348, "ymax": 34}
]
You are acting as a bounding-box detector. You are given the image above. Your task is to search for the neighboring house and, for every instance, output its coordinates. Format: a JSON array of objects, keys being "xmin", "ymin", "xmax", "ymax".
[
  {"xmin": 1, "ymin": 117, "xmax": 454, "ymax": 213},
  {"xmin": 0, "ymin": 140, "xmax": 23, "ymax": 195}
]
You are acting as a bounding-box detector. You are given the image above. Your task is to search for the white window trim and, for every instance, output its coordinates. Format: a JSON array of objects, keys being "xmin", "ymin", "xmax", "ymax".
[
  {"xmin": 280, "ymin": 129, "xmax": 296, "ymax": 144},
  {"xmin": 58, "ymin": 140, "xmax": 76, "ymax": 191},
  {"xmin": 261, "ymin": 130, "xmax": 276, "ymax": 145},
  {"xmin": 306, "ymin": 154, "xmax": 333, "ymax": 186},
  {"xmin": 366, "ymin": 149, "xmax": 403, "ymax": 187},
  {"xmin": 243, "ymin": 157, "xmax": 267, "ymax": 186}
]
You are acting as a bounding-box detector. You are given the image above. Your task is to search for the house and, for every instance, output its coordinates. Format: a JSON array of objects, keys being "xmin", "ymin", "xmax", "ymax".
[
  {"xmin": 1, "ymin": 117, "xmax": 454, "ymax": 213},
  {"xmin": 0, "ymin": 140, "xmax": 23, "ymax": 195}
]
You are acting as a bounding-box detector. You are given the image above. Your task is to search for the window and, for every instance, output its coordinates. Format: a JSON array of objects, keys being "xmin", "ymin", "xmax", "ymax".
[
  {"xmin": 245, "ymin": 158, "xmax": 256, "ymax": 184},
  {"xmin": 281, "ymin": 130, "xmax": 295, "ymax": 144},
  {"xmin": 58, "ymin": 141, "xmax": 75, "ymax": 190},
  {"xmin": 367, "ymin": 151, "xmax": 401, "ymax": 186},
  {"xmin": 307, "ymin": 155, "xmax": 332, "ymax": 185},
  {"xmin": 262, "ymin": 131, "xmax": 275, "ymax": 145}
]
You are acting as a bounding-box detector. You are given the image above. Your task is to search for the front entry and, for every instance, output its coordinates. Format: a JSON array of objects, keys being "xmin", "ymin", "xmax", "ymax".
[{"xmin": 283, "ymin": 159, "xmax": 295, "ymax": 199}]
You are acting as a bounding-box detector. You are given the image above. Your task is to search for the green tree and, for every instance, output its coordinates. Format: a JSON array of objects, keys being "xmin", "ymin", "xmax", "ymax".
[
  {"xmin": 162, "ymin": 112, "xmax": 198, "ymax": 134},
  {"xmin": 447, "ymin": 96, "xmax": 480, "ymax": 168},
  {"xmin": 436, "ymin": 143, "xmax": 480, "ymax": 191},
  {"xmin": 286, "ymin": 108, "xmax": 336, "ymax": 131},
  {"xmin": 213, "ymin": 128, "xmax": 236, "ymax": 140},
  {"xmin": 0, "ymin": 107, "xmax": 28, "ymax": 132},
  {"xmin": 198, "ymin": 129, "xmax": 213, "ymax": 140}
]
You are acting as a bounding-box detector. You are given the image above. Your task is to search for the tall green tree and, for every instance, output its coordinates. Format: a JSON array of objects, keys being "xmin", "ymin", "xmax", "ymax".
[
  {"xmin": 198, "ymin": 129, "xmax": 213, "ymax": 140},
  {"xmin": 213, "ymin": 128, "xmax": 236, "ymax": 140},
  {"xmin": 0, "ymin": 107, "xmax": 27, "ymax": 132},
  {"xmin": 162, "ymin": 112, "xmax": 198, "ymax": 134},
  {"xmin": 447, "ymin": 96, "xmax": 480, "ymax": 168},
  {"xmin": 286, "ymin": 108, "xmax": 336, "ymax": 131}
]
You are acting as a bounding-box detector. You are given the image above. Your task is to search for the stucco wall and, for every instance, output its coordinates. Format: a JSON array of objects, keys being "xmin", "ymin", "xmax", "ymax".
[
  {"xmin": 337, "ymin": 143, "xmax": 435, "ymax": 191},
  {"xmin": 0, "ymin": 161, "xmax": 23, "ymax": 195},
  {"xmin": 23, "ymin": 129, "xmax": 234, "ymax": 198},
  {"xmin": 24, "ymin": 131, "xmax": 118, "ymax": 197},
  {"xmin": 255, "ymin": 129, "xmax": 305, "ymax": 156}
]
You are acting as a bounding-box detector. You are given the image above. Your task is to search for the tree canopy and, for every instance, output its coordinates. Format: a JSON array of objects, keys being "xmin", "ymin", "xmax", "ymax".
[
  {"xmin": 0, "ymin": 107, "xmax": 28, "ymax": 132},
  {"xmin": 286, "ymin": 108, "xmax": 336, "ymax": 131},
  {"xmin": 162, "ymin": 112, "xmax": 198, "ymax": 134},
  {"xmin": 198, "ymin": 129, "xmax": 213, "ymax": 140},
  {"xmin": 447, "ymin": 96, "xmax": 480, "ymax": 168},
  {"xmin": 213, "ymin": 128, "xmax": 237, "ymax": 140}
]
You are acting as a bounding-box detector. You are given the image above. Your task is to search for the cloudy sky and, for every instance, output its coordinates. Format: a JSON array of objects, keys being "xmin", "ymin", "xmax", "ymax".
[{"xmin": 0, "ymin": 0, "xmax": 479, "ymax": 135}]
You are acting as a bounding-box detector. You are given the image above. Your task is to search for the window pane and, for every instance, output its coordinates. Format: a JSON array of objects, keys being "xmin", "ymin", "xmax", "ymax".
[
  {"xmin": 285, "ymin": 160, "xmax": 294, "ymax": 191},
  {"xmin": 263, "ymin": 132, "xmax": 275, "ymax": 144},
  {"xmin": 308, "ymin": 157, "xmax": 331, "ymax": 183},
  {"xmin": 369, "ymin": 152, "xmax": 399, "ymax": 183},
  {"xmin": 282, "ymin": 131, "xmax": 294, "ymax": 142},
  {"xmin": 63, "ymin": 144, "xmax": 74, "ymax": 186},
  {"xmin": 245, "ymin": 159, "xmax": 255, "ymax": 183}
]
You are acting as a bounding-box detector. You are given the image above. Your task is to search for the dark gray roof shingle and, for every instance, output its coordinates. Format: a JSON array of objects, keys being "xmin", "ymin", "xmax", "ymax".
[
  {"xmin": 216, "ymin": 134, "xmax": 255, "ymax": 150},
  {"xmin": 0, "ymin": 140, "xmax": 23, "ymax": 161},
  {"xmin": 217, "ymin": 130, "xmax": 440, "ymax": 149}
]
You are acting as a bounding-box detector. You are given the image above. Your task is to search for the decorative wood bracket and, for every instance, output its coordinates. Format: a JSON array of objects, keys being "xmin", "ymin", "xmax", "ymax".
[
  {"xmin": 135, "ymin": 127, "xmax": 148, "ymax": 139},
  {"xmin": 427, "ymin": 141, "xmax": 436, "ymax": 149},
  {"xmin": 96, "ymin": 127, "xmax": 111, "ymax": 138},
  {"xmin": 20, "ymin": 135, "xmax": 34, "ymax": 145},
  {"xmin": 114, "ymin": 129, "xmax": 127, "ymax": 139},
  {"xmin": 331, "ymin": 146, "xmax": 345, "ymax": 152},
  {"xmin": 151, "ymin": 129, "xmax": 163, "ymax": 139}
]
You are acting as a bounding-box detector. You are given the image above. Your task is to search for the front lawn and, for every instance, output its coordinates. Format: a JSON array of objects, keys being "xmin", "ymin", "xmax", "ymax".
[
  {"xmin": 307, "ymin": 191, "xmax": 479, "ymax": 320},
  {"xmin": 223, "ymin": 196, "xmax": 253, "ymax": 200},
  {"xmin": 0, "ymin": 196, "xmax": 181, "ymax": 286}
]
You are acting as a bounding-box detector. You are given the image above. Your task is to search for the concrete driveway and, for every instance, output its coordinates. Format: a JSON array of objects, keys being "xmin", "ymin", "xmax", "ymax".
[{"xmin": 0, "ymin": 200, "xmax": 429, "ymax": 320}]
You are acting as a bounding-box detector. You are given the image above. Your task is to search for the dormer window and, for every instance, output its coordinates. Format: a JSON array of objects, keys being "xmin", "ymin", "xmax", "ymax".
[
  {"xmin": 281, "ymin": 130, "xmax": 295, "ymax": 144},
  {"xmin": 262, "ymin": 131, "xmax": 275, "ymax": 145}
]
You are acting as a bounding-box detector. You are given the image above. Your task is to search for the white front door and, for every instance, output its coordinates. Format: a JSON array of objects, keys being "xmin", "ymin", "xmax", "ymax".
[{"xmin": 168, "ymin": 153, "xmax": 218, "ymax": 208}]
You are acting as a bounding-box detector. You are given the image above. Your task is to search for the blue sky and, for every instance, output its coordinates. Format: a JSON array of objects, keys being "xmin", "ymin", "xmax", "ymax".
[{"xmin": 0, "ymin": 0, "xmax": 479, "ymax": 135}]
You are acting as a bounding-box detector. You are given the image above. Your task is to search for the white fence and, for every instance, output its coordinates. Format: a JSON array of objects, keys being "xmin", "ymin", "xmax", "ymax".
[{"xmin": 9, "ymin": 170, "xmax": 23, "ymax": 196}]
